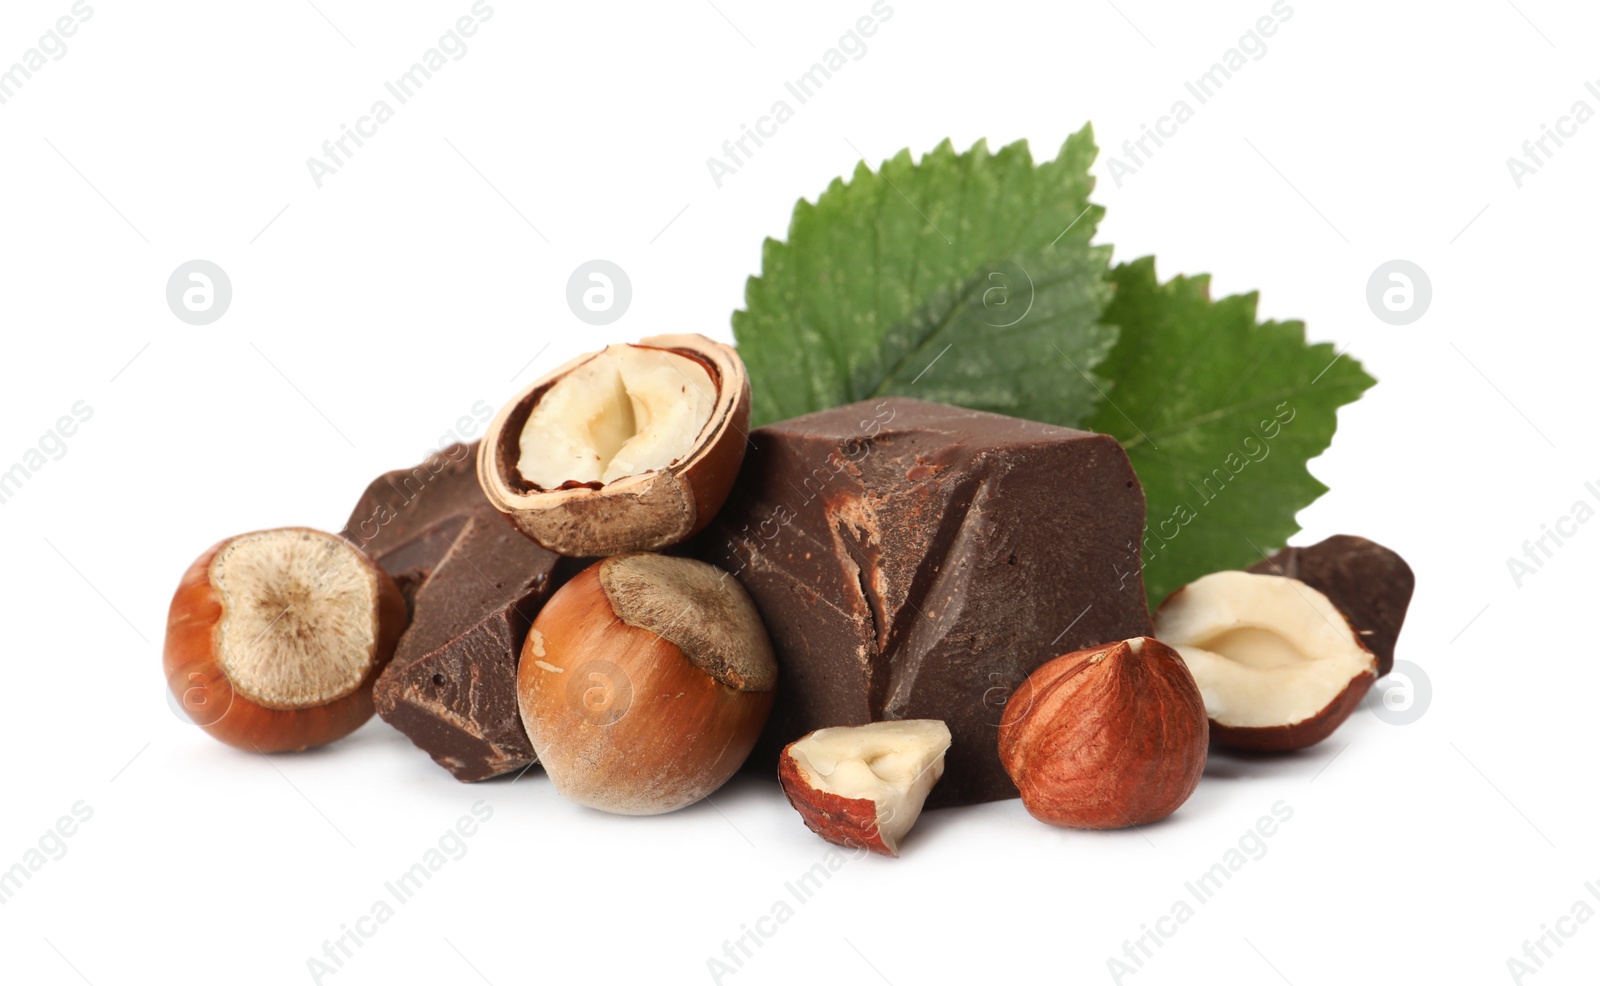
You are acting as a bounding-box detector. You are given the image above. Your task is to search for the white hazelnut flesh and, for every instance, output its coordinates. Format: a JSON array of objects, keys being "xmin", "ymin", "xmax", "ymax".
[
  {"xmin": 479, "ymin": 334, "xmax": 752, "ymax": 557},
  {"xmin": 778, "ymin": 720, "xmax": 952, "ymax": 857},
  {"xmin": 1153, "ymin": 570, "xmax": 1377, "ymax": 752},
  {"xmin": 517, "ymin": 345, "xmax": 716, "ymax": 487}
]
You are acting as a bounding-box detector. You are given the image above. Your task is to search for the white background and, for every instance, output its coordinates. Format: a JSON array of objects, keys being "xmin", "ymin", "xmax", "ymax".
[{"xmin": 2, "ymin": 1, "xmax": 1597, "ymax": 983}]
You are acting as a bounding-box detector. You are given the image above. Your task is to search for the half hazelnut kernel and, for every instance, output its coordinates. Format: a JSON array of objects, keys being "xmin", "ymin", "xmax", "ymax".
[
  {"xmin": 778, "ymin": 720, "xmax": 951, "ymax": 857},
  {"xmin": 478, "ymin": 334, "xmax": 751, "ymax": 557},
  {"xmin": 998, "ymin": 637, "xmax": 1208, "ymax": 830},
  {"xmin": 1153, "ymin": 570, "xmax": 1378, "ymax": 752},
  {"xmin": 163, "ymin": 528, "xmax": 407, "ymax": 752},
  {"xmin": 1247, "ymin": 534, "xmax": 1414, "ymax": 677},
  {"xmin": 516, "ymin": 552, "xmax": 776, "ymax": 815}
]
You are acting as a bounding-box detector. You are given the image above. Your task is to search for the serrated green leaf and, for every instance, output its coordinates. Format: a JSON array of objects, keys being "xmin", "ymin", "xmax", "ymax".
[
  {"xmin": 734, "ymin": 128, "xmax": 1116, "ymax": 427},
  {"xmin": 1087, "ymin": 257, "xmax": 1377, "ymax": 609},
  {"xmin": 733, "ymin": 131, "xmax": 1377, "ymax": 613}
]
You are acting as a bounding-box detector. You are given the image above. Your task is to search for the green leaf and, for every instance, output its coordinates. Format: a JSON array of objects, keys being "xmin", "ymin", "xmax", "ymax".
[
  {"xmin": 1086, "ymin": 257, "xmax": 1377, "ymax": 609},
  {"xmin": 733, "ymin": 128, "xmax": 1117, "ymax": 428},
  {"xmin": 733, "ymin": 131, "xmax": 1377, "ymax": 613}
]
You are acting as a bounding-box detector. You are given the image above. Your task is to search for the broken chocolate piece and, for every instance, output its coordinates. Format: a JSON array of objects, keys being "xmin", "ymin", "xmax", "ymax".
[
  {"xmin": 699, "ymin": 398, "xmax": 1152, "ymax": 808},
  {"xmin": 344, "ymin": 444, "xmax": 561, "ymax": 781},
  {"xmin": 1248, "ymin": 534, "xmax": 1413, "ymax": 677},
  {"xmin": 342, "ymin": 444, "xmax": 485, "ymax": 609}
]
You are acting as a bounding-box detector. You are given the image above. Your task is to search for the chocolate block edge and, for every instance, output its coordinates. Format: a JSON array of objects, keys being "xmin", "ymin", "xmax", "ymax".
[
  {"xmin": 700, "ymin": 398, "xmax": 1154, "ymax": 808},
  {"xmin": 344, "ymin": 445, "xmax": 561, "ymax": 782}
]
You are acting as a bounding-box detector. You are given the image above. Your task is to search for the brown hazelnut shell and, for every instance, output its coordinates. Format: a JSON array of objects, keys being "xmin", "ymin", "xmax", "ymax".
[
  {"xmin": 516, "ymin": 554, "xmax": 776, "ymax": 815},
  {"xmin": 478, "ymin": 334, "xmax": 751, "ymax": 557},
  {"xmin": 1247, "ymin": 534, "xmax": 1413, "ymax": 677},
  {"xmin": 998, "ymin": 637, "xmax": 1208, "ymax": 830},
  {"xmin": 777, "ymin": 746, "xmax": 894, "ymax": 856},
  {"xmin": 163, "ymin": 528, "xmax": 407, "ymax": 753},
  {"xmin": 1207, "ymin": 671, "xmax": 1375, "ymax": 752},
  {"xmin": 1154, "ymin": 573, "xmax": 1380, "ymax": 753}
]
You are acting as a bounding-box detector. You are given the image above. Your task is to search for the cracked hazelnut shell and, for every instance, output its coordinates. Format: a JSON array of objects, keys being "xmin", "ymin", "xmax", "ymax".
[{"xmin": 478, "ymin": 334, "xmax": 751, "ymax": 557}]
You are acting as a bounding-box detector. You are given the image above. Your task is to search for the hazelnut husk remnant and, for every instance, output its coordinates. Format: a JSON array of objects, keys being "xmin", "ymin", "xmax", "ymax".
[
  {"xmin": 516, "ymin": 553, "xmax": 776, "ymax": 815},
  {"xmin": 164, "ymin": 528, "xmax": 407, "ymax": 752}
]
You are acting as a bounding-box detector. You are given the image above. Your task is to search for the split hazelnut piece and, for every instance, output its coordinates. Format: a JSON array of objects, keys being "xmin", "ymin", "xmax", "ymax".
[
  {"xmin": 1248, "ymin": 534, "xmax": 1414, "ymax": 677},
  {"xmin": 998, "ymin": 638, "xmax": 1208, "ymax": 830},
  {"xmin": 778, "ymin": 720, "xmax": 951, "ymax": 857},
  {"xmin": 479, "ymin": 334, "xmax": 751, "ymax": 557},
  {"xmin": 163, "ymin": 528, "xmax": 407, "ymax": 752},
  {"xmin": 1153, "ymin": 570, "xmax": 1378, "ymax": 752},
  {"xmin": 517, "ymin": 553, "xmax": 776, "ymax": 815}
]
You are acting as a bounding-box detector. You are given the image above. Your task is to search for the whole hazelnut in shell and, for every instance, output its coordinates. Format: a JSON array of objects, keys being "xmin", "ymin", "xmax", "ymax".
[
  {"xmin": 998, "ymin": 637, "xmax": 1207, "ymax": 829},
  {"xmin": 517, "ymin": 553, "xmax": 776, "ymax": 815},
  {"xmin": 163, "ymin": 527, "xmax": 407, "ymax": 752}
]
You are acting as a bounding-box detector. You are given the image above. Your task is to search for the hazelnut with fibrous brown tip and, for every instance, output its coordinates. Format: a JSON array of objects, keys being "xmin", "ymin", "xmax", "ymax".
[
  {"xmin": 516, "ymin": 553, "xmax": 776, "ymax": 815},
  {"xmin": 478, "ymin": 334, "xmax": 751, "ymax": 557},
  {"xmin": 163, "ymin": 528, "xmax": 407, "ymax": 752},
  {"xmin": 998, "ymin": 637, "xmax": 1208, "ymax": 830},
  {"xmin": 1153, "ymin": 570, "xmax": 1379, "ymax": 752}
]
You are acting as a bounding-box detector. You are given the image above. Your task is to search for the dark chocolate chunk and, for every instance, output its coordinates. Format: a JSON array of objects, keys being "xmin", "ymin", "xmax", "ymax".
[
  {"xmin": 699, "ymin": 398, "xmax": 1152, "ymax": 808},
  {"xmin": 344, "ymin": 444, "xmax": 560, "ymax": 781},
  {"xmin": 1248, "ymin": 534, "xmax": 1413, "ymax": 677},
  {"xmin": 342, "ymin": 444, "xmax": 486, "ymax": 609}
]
